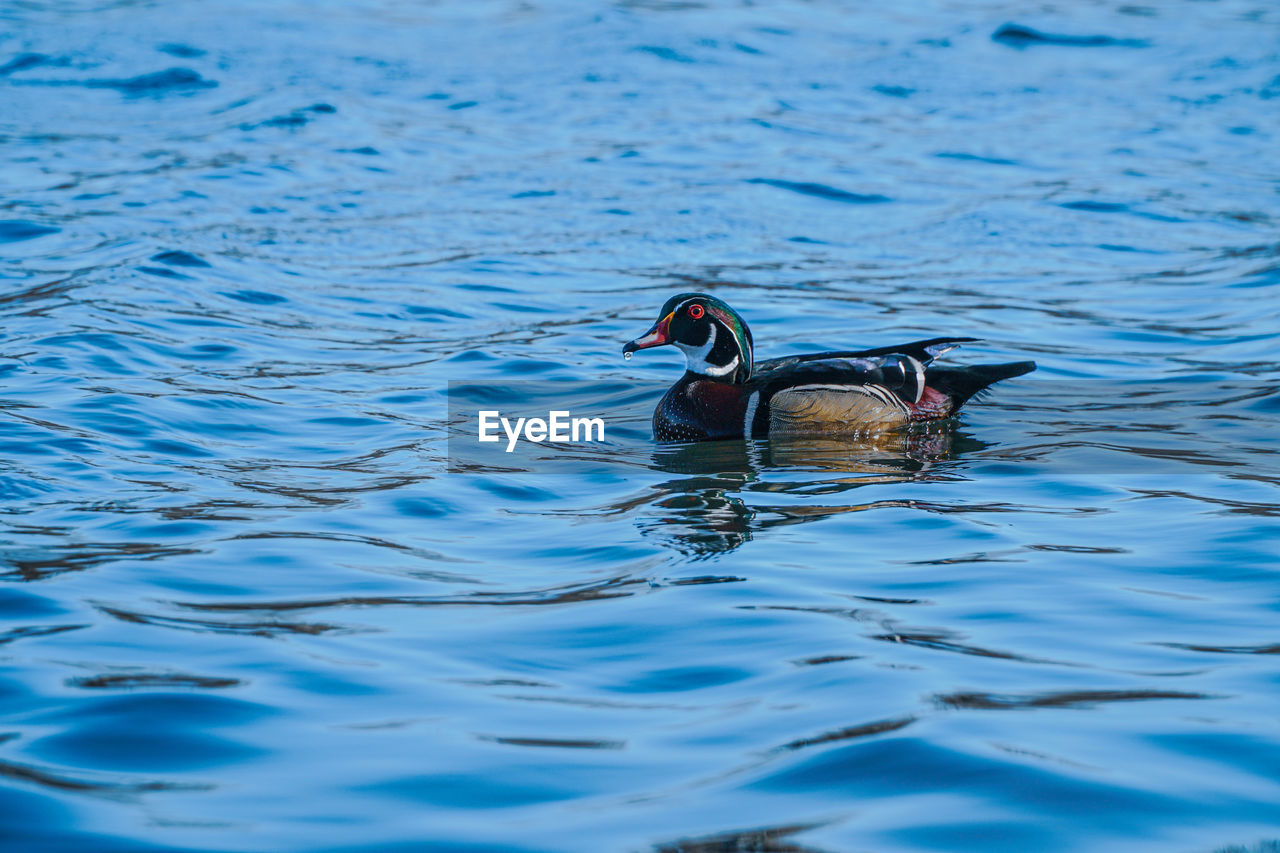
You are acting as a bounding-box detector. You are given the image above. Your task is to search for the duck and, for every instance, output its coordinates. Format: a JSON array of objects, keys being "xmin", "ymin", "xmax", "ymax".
[{"xmin": 623, "ymin": 292, "xmax": 1035, "ymax": 442}]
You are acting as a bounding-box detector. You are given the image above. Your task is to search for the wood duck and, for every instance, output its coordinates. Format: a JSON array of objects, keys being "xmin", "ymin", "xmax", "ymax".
[{"xmin": 623, "ymin": 292, "xmax": 1035, "ymax": 442}]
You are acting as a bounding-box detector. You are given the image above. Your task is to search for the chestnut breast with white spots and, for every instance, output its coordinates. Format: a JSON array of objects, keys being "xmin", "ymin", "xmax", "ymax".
[{"xmin": 653, "ymin": 377, "xmax": 751, "ymax": 442}]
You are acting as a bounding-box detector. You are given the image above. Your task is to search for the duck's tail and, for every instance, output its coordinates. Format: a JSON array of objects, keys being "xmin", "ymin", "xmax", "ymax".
[{"xmin": 927, "ymin": 361, "xmax": 1036, "ymax": 409}]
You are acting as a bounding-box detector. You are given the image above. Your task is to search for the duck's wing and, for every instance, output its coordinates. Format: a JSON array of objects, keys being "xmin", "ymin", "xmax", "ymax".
[
  {"xmin": 754, "ymin": 336, "xmax": 979, "ymax": 375},
  {"xmin": 750, "ymin": 338, "xmax": 1029, "ymax": 435},
  {"xmin": 752, "ymin": 354, "xmax": 1036, "ymax": 435},
  {"xmin": 754, "ymin": 346, "xmax": 948, "ymax": 407}
]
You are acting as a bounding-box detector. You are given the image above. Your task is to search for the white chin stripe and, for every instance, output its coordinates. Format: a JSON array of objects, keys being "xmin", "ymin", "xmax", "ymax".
[{"xmin": 675, "ymin": 323, "xmax": 739, "ymax": 377}]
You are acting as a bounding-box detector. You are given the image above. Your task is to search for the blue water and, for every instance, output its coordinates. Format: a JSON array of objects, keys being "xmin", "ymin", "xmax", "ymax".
[{"xmin": 3, "ymin": 1, "xmax": 1280, "ymax": 851}]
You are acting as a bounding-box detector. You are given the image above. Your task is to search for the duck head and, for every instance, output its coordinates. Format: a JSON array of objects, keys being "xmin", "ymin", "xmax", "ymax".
[{"xmin": 624, "ymin": 292, "xmax": 754, "ymax": 383}]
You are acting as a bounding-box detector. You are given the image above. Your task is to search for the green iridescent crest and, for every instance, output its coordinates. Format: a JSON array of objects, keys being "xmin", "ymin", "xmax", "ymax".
[{"xmin": 703, "ymin": 303, "xmax": 752, "ymax": 380}]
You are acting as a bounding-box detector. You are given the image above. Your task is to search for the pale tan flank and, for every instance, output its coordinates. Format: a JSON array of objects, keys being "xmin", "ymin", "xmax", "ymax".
[{"xmin": 768, "ymin": 384, "xmax": 926, "ymax": 435}]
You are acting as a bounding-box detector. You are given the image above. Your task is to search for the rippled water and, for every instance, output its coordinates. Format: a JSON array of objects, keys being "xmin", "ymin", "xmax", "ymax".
[{"xmin": 3, "ymin": 1, "xmax": 1280, "ymax": 850}]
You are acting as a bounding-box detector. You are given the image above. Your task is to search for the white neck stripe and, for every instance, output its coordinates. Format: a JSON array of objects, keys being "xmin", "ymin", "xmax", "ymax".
[
  {"xmin": 702, "ymin": 355, "xmax": 739, "ymax": 377},
  {"xmin": 674, "ymin": 322, "xmax": 740, "ymax": 378}
]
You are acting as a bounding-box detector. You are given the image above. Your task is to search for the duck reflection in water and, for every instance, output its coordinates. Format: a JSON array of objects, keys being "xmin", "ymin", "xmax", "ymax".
[{"xmin": 639, "ymin": 425, "xmax": 988, "ymax": 558}]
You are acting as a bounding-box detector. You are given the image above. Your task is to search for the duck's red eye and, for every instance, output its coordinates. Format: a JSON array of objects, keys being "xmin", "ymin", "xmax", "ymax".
[{"xmin": 688, "ymin": 303, "xmax": 704, "ymax": 319}]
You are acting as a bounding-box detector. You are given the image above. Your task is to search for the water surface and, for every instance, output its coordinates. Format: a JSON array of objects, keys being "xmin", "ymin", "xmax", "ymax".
[{"xmin": 2, "ymin": 1, "xmax": 1279, "ymax": 851}]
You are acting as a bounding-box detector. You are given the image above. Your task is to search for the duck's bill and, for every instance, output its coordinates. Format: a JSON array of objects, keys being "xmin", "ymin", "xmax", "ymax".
[{"xmin": 623, "ymin": 312, "xmax": 673, "ymax": 354}]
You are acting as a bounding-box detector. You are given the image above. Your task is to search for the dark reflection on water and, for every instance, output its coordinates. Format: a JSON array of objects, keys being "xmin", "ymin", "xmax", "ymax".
[
  {"xmin": 644, "ymin": 429, "xmax": 971, "ymax": 557},
  {"xmin": 656, "ymin": 822, "xmax": 833, "ymax": 853},
  {"xmin": 2, "ymin": 0, "xmax": 1280, "ymax": 850}
]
